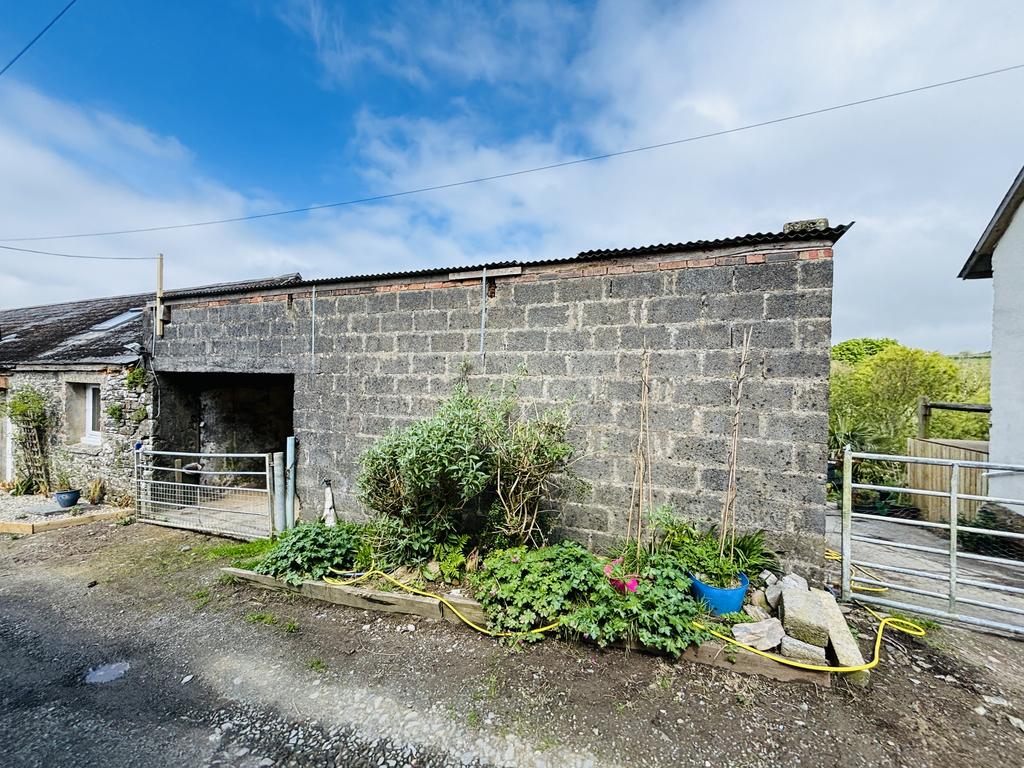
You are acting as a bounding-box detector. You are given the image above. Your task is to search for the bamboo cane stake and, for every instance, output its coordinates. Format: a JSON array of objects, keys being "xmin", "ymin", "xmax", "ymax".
[{"xmin": 719, "ymin": 328, "xmax": 753, "ymax": 558}]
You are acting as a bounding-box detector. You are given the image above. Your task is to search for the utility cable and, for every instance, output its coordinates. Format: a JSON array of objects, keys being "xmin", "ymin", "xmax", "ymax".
[
  {"xmin": 0, "ymin": 0, "xmax": 80, "ymax": 78},
  {"xmin": 0, "ymin": 243, "xmax": 156, "ymax": 261},
  {"xmin": 3, "ymin": 62, "xmax": 1022, "ymax": 243}
]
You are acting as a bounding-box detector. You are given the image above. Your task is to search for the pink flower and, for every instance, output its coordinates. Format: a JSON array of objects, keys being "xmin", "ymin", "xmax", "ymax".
[{"xmin": 604, "ymin": 558, "xmax": 640, "ymax": 594}]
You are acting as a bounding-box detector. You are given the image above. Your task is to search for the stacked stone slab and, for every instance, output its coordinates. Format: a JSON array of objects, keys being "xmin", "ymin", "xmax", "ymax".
[{"xmin": 779, "ymin": 580, "xmax": 869, "ymax": 685}]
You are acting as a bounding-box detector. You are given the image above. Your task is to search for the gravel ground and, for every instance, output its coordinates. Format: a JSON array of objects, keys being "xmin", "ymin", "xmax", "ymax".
[
  {"xmin": 2, "ymin": 521, "xmax": 1024, "ymax": 767},
  {"xmin": 0, "ymin": 490, "xmax": 66, "ymax": 518},
  {"xmin": 0, "ymin": 490, "xmax": 127, "ymax": 525}
]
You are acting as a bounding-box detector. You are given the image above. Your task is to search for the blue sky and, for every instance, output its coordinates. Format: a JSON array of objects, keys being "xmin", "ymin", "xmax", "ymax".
[{"xmin": 2, "ymin": 0, "xmax": 1023, "ymax": 351}]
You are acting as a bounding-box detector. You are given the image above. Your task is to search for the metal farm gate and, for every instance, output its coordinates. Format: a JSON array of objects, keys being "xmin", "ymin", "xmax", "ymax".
[
  {"xmin": 841, "ymin": 448, "xmax": 1024, "ymax": 635},
  {"xmin": 134, "ymin": 449, "xmax": 275, "ymax": 540}
]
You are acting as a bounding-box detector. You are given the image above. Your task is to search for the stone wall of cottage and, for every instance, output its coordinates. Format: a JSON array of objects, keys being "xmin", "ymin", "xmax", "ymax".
[
  {"xmin": 6, "ymin": 367, "xmax": 152, "ymax": 500},
  {"xmin": 150, "ymin": 242, "xmax": 834, "ymax": 564}
]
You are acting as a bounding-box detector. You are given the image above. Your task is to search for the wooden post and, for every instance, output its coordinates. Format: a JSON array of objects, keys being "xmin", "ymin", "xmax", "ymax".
[
  {"xmin": 917, "ymin": 396, "xmax": 930, "ymax": 439},
  {"xmin": 155, "ymin": 253, "xmax": 165, "ymax": 337}
]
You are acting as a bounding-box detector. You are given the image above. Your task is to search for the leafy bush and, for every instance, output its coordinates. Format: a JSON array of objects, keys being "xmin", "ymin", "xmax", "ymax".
[
  {"xmin": 357, "ymin": 382, "xmax": 581, "ymax": 552},
  {"xmin": 830, "ymin": 343, "xmax": 988, "ymax": 454},
  {"xmin": 255, "ymin": 522, "xmax": 363, "ymax": 585},
  {"xmin": 358, "ymin": 384, "xmax": 503, "ymax": 540},
  {"xmin": 472, "ymin": 542, "xmax": 708, "ymax": 656},
  {"xmin": 130, "ymin": 406, "xmax": 148, "ymax": 424},
  {"xmin": 106, "ymin": 403, "xmax": 124, "ymax": 422},
  {"xmin": 2, "ymin": 386, "xmax": 53, "ymax": 429},
  {"xmin": 356, "ymin": 515, "xmax": 439, "ymax": 570},
  {"xmin": 646, "ymin": 508, "xmax": 779, "ymax": 587},
  {"xmin": 830, "ymin": 337, "xmax": 899, "ymax": 365}
]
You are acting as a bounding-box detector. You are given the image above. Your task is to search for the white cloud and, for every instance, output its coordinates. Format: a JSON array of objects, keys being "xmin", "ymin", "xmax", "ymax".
[
  {"xmin": 2, "ymin": 0, "xmax": 1023, "ymax": 356},
  {"xmin": 278, "ymin": 0, "xmax": 581, "ymax": 87}
]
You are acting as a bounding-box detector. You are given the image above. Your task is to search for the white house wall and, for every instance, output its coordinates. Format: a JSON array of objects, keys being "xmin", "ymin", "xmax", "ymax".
[{"xmin": 989, "ymin": 203, "xmax": 1024, "ymax": 504}]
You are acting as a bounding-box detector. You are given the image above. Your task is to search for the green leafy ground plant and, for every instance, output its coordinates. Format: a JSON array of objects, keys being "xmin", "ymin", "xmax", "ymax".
[
  {"xmin": 472, "ymin": 542, "xmax": 709, "ymax": 656},
  {"xmin": 255, "ymin": 522, "xmax": 362, "ymax": 585}
]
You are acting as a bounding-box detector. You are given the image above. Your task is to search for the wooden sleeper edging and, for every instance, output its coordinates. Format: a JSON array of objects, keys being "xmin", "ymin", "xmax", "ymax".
[{"xmin": 222, "ymin": 567, "xmax": 830, "ymax": 687}]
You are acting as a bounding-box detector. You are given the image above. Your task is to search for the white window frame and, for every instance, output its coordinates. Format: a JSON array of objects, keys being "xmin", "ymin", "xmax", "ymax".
[{"xmin": 84, "ymin": 385, "xmax": 102, "ymax": 444}]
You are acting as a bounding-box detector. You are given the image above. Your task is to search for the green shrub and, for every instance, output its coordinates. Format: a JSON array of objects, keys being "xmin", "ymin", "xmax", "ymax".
[
  {"xmin": 130, "ymin": 406, "xmax": 148, "ymax": 424},
  {"xmin": 255, "ymin": 522, "xmax": 363, "ymax": 585},
  {"xmin": 2, "ymin": 386, "xmax": 53, "ymax": 429},
  {"xmin": 829, "ymin": 342, "xmax": 990, "ymax": 453},
  {"xmin": 830, "ymin": 337, "xmax": 899, "ymax": 365},
  {"xmin": 357, "ymin": 381, "xmax": 581, "ymax": 552},
  {"xmin": 106, "ymin": 403, "xmax": 124, "ymax": 422},
  {"xmin": 564, "ymin": 552, "xmax": 709, "ymax": 656},
  {"xmin": 472, "ymin": 542, "xmax": 610, "ymax": 641},
  {"xmin": 357, "ymin": 515, "xmax": 439, "ymax": 570}
]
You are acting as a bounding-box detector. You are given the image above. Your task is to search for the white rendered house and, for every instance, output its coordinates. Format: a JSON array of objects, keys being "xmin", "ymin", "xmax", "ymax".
[{"xmin": 960, "ymin": 165, "xmax": 1024, "ymax": 503}]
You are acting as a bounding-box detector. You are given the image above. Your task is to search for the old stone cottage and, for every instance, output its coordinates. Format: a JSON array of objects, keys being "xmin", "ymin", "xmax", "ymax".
[
  {"xmin": 0, "ymin": 293, "xmax": 153, "ymax": 498},
  {"xmin": 148, "ymin": 220, "xmax": 848, "ymax": 563}
]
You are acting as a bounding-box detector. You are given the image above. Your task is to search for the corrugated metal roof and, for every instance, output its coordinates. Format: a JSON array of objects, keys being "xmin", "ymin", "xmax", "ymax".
[
  {"xmin": 163, "ymin": 272, "xmax": 303, "ymax": 299},
  {"xmin": 164, "ymin": 224, "xmax": 851, "ymax": 300}
]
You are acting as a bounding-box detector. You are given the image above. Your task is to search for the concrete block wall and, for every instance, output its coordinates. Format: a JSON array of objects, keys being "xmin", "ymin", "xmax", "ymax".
[{"xmin": 152, "ymin": 240, "xmax": 834, "ymax": 564}]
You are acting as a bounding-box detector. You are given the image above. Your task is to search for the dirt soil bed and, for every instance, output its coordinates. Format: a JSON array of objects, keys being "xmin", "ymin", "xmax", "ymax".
[{"xmin": 2, "ymin": 522, "xmax": 1023, "ymax": 767}]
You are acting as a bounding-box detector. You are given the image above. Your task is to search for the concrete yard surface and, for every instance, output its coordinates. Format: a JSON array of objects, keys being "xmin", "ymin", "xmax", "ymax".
[{"xmin": 2, "ymin": 522, "xmax": 1024, "ymax": 767}]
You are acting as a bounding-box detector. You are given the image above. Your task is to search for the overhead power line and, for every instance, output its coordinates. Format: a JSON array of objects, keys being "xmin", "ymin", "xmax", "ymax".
[
  {"xmin": 0, "ymin": 0, "xmax": 80, "ymax": 78},
  {"xmin": 0, "ymin": 243, "xmax": 156, "ymax": 261},
  {"xmin": 2, "ymin": 61, "xmax": 1023, "ymax": 243}
]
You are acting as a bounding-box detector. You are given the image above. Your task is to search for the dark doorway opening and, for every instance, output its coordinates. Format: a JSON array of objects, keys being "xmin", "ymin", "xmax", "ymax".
[{"xmin": 155, "ymin": 372, "xmax": 294, "ymax": 459}]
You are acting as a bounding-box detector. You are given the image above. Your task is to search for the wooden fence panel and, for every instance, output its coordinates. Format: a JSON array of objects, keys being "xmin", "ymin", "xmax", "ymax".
[{"xmin": 906, "ymin": 438, "xmax": 989, "ymax": 522}]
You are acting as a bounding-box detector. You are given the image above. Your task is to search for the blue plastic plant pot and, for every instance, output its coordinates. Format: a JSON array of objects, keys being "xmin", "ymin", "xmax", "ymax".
[
  {"xmin": 689, "ymin": 571, "xmax": 749, "ymax": 616},
  {"xmin": 53, "ymin": 490, "xmax": 81, "ymax": 508}
]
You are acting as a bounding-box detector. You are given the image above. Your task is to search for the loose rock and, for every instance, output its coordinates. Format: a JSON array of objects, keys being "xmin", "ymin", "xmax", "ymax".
[
  {"xmin": 781, "ymin": 636, "xmax": 828, "ymax": 665},
  {"xmin": 743, "ymin": 604, "xmax": 770, "ymax": 621},
  {"xmin": 731, "ymin": 618, "xmax": 784, "ymax": 651},
  {"xmin": 780, "ymin": 588, "xmax": 829, "ymax": 647}
]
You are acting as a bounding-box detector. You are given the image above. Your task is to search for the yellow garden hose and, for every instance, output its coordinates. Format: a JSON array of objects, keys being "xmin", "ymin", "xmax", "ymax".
[
  {"xmin": 695, "ymin": 613, "xmax": 924, "ymax": 674},
  {"xmin": 824, "ymin": 548, "xmax": 888, "ymax": 593},
  {"xmin": 324, "ymin": 567, "xmax": 561, "ymax": 638},
  {"xmin": 323, "ymin": 553, "xmax": 925, "ymax": 676}
]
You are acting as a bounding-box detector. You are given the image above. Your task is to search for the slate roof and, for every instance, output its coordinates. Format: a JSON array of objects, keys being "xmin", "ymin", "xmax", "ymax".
[
  {"xmin": 0, "ymin": 274, "xmax": 307, "ymax": 370},
  {"xmin": 0, "ymin": 293, "xmax": 150, "ymax": 369},
  {"xmin": 165, "ymin": 224, "xmax": 851, "ymax": 300}
]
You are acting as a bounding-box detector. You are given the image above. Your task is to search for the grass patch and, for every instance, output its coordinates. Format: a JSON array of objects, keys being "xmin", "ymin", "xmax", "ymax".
[
  {"xmin": 204, "ymin": 538, "xmax": 276, "ymax": 569},
  {"xmin": 191, "ymin": 587, "xmax": 212, "ymax": 609},
  {"xmin": 307, "ymin": 657, "xmax": 327, "ymax": 673},
  {"xmin": 282, "ymin": 619, "xmax": 300, "ymax": 633},
  {"xmin": 466, "ymin": 710, "xmax": 481, "ymax": 727},
  {"xmin": 245, "ymin": 612, "xmax": 278, "ymax": 626}
]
